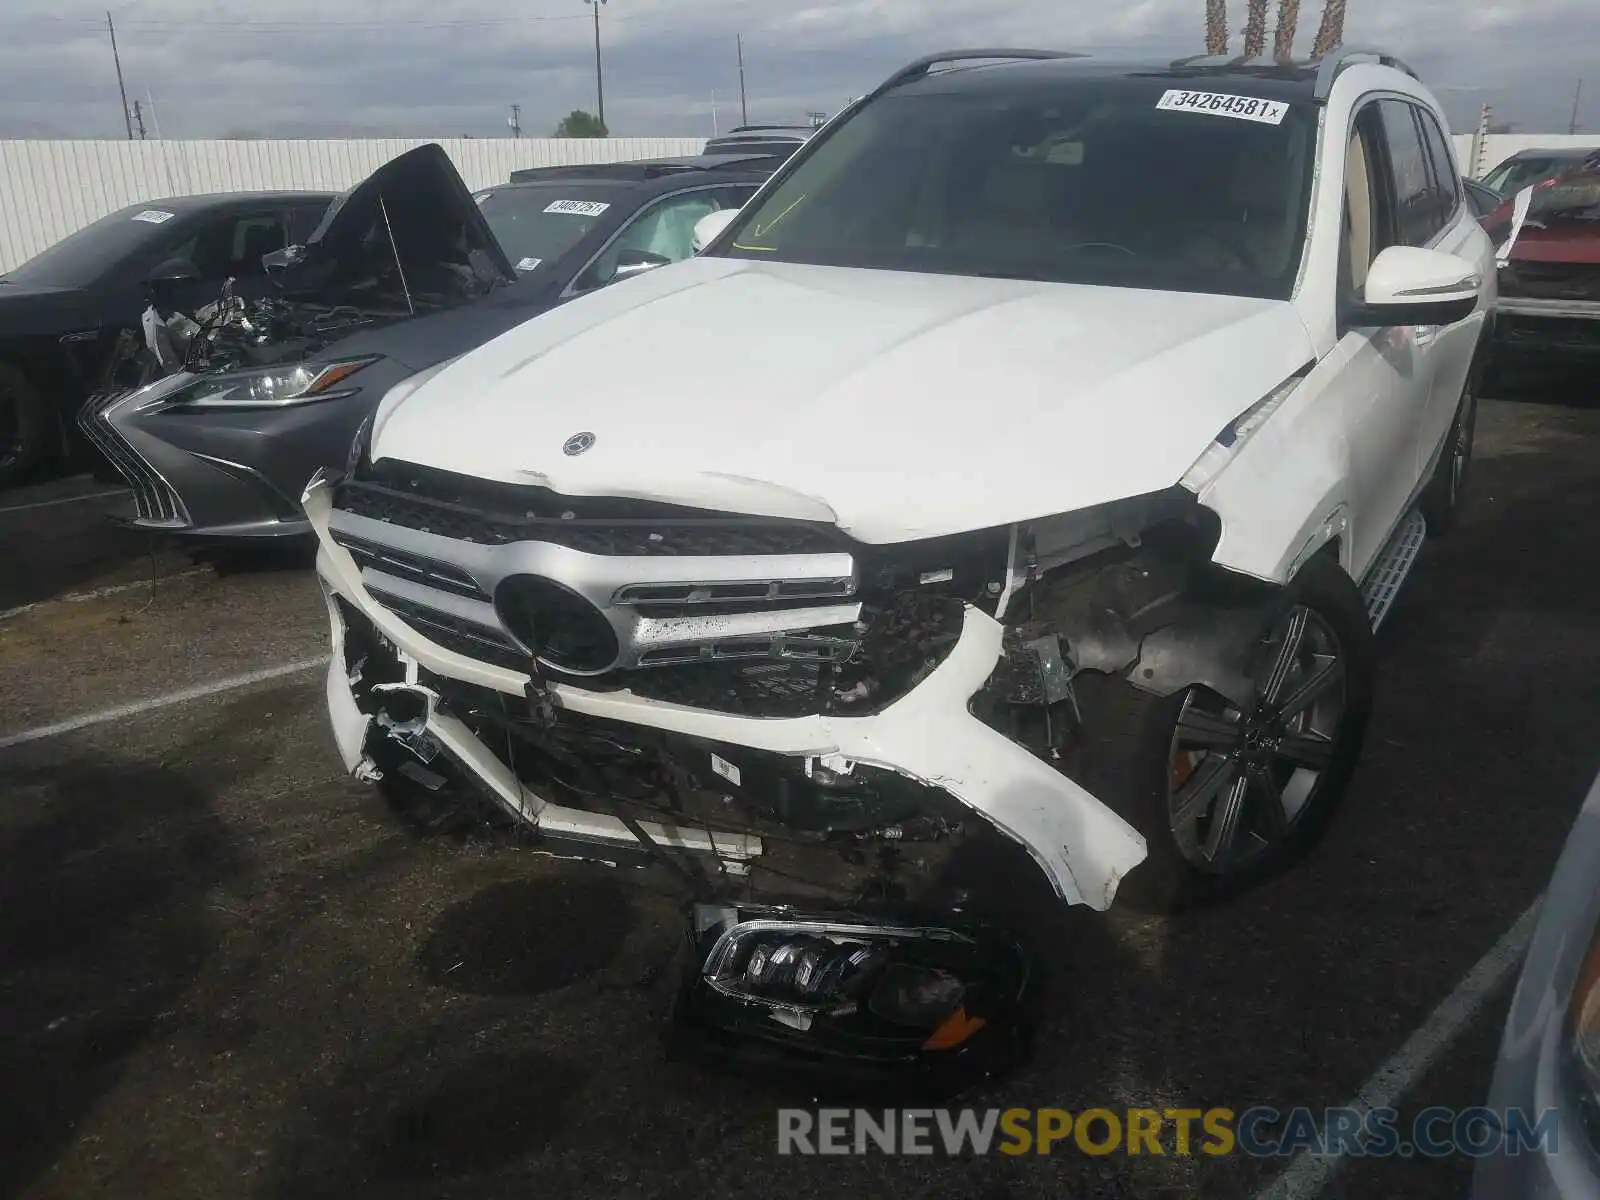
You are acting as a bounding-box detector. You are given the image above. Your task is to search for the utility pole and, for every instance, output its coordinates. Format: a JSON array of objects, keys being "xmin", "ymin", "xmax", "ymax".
[
  {"xmin": 144, "ymin": 88, "xmax": 162, "ymax": 139},
  {"xmin": 1570, "ymin": 78, "xmax": 1584, "ymax": 134},
  {"xmin": 585, "ymin": 0, "xmax": 607, "ymax": 130},
  {"xmin": 107, "ymin": 11, "xmax": 132, "ymax": 139},
  {"xmin": 131, "ymin": 99, "xmax": 147, "ymax": 139},
  {"xmin": 737, "ymin": 34, "xmax": 748, "ymax": 126},
  {"xmin": 508, "ymin": 103, "xmax": 522, "ymax": 137},
  {"xmin": 710, "ymin": 90, "xmax": 720, "ymax": 135}
]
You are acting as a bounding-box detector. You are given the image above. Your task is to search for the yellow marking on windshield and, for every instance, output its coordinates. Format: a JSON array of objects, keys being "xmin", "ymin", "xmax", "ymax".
[{"xmin": 750, "ymin": 193, "xmax": 807, "ymax": 241}]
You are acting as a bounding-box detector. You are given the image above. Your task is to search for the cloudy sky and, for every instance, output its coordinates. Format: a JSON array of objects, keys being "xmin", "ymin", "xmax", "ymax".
[{"xmin": 0, "ymin": 0, "xmax": 1592, "ymax": 140}]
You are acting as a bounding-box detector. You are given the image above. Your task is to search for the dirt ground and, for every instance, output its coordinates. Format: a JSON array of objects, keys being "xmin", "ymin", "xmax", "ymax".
[{"xmin": 1, "ymin": 378, "xmax": 1597, "ymax": 1199}]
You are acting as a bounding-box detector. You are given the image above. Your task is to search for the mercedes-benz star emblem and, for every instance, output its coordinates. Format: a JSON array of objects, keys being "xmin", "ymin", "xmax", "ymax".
[{"xmin": 563, "ymin": 431, "xmax": 596, "ymax": 456}]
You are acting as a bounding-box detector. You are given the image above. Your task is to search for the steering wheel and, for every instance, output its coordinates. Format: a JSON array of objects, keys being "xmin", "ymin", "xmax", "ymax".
[
  {"xmin": 1175, "ymin": 227, "xmax": 1262, "ymax": 274},
  {"xmin": 1062, "ymin": 241, "xmax": 1139, "ymax": 257}
]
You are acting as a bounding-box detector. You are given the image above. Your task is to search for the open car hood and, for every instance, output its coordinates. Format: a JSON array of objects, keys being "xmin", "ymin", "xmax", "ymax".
[{"xmin": 268, "ymin": 143, "xmax": 517, "ymax": 298}]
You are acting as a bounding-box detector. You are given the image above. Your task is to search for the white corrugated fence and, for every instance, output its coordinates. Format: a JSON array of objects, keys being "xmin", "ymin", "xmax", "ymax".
[{"xmin": 0, "ymin": 137, "xmax": 707, "ymax": 274}]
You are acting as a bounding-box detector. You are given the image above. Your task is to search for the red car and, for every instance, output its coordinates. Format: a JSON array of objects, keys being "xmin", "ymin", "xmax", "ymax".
[{"xmin": 1482, "ymin": 150, "xmax": 1600, "ymax": 365}]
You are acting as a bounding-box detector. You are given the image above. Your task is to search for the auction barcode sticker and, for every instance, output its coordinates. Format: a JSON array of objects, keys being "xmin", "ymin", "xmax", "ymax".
[
  {"xmin": 544, "ymin": 199, "xmax": 611, "ymax": 216},
  {"xmin": 1155, "ymin": 89, "xmax": 1289, "ymax": 125}
]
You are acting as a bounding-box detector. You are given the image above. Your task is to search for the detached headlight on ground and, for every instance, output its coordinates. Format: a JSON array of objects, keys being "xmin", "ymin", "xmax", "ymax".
[
  {"xmin": 672, "ymin": 906, "xmax": 1034, "ymax": 1098},
  {"xmin": 153, "ymin": 357, "xmax": 380, "ymax": 411}
]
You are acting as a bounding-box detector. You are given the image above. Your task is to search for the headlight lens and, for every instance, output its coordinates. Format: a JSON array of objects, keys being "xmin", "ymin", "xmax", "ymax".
[{"xmin": 158, "ymin": 357, "xmax": 380, "ymax": 411}]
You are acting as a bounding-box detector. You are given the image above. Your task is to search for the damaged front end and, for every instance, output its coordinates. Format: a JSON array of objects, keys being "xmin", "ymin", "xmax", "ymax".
[
  {"xmin": 308, "ymin": 455, "xmax": 1281, "ymax": 1089},
  {"xmin": 79, "ymin": 144, "xmax": 516, "ymax": 530}
]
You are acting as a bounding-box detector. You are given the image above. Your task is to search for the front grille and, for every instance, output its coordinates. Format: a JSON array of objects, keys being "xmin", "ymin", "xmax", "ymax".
[
  {"xmin": 336, "ymin": 463, "xmax": 845, "ymax": 557},
  {"xmin": 330, "ymin": 531, "xmax": 488, "ymax": 601},
  {"xmin": 76, "ymin": 388, "xmax": 189, "ymax": 526},
  {"xmin": 364, "ymin": 584, "xmax": 530, "ymax": 673}
]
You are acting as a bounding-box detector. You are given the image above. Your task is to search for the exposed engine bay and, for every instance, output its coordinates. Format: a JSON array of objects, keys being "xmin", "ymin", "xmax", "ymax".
[{"xmin": 93, "ymin": 140, "xmax": 513, "ymax": 399}]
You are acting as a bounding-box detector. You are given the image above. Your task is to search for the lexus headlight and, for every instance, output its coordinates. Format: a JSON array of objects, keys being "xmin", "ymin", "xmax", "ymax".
[{"xmin": 153, "ymin": 357, "xmax": 380, "ymax": 411}]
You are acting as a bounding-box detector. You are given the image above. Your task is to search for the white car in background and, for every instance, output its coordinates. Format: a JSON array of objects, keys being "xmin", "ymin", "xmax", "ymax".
[{"xmin": 306, "ymin": 48, "xmax": 1494, "ymax": 937}]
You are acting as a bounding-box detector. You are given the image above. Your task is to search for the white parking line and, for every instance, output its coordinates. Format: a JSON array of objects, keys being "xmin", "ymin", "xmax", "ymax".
[
  {"xmin": 0, "ymin": 569, "xmax": 210, "ymax": 622},
  {"xmin": 0, "ymin": 488, "xmax": 128, "ymax": 516},
  {"xmin": 1251, "ymin": 897, "xmax": 1543, "ymax": 1200},
  {"xmin": 0, "ymin": 657, "xmax": 328, "ymax": 751}
]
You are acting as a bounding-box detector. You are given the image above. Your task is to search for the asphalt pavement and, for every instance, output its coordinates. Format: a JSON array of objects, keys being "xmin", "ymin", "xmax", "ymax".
[{"xmin": 0, "ymin": 384, "xmax": 1596, "ymax": 1200}]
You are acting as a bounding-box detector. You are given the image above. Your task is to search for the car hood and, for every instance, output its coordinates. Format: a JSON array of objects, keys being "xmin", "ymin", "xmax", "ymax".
[
  {"xmin": 313, "ymin": 279, "xmax": 561, "ymax": 371},
  {"xmin": 270, "ymin": 143, "xmax": 516, "ymax": 291},
  {"xmin": 369, "ymin": 257, "xmax": 1316, "ymax": 544}
]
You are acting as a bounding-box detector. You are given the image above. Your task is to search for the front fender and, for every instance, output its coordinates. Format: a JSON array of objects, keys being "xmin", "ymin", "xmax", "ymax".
[{"xmin": 1189, "ymin": 356, "xmax": 1356, "ymax": 583}]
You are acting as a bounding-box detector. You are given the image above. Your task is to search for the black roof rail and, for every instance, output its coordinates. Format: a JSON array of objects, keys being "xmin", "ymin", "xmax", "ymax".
[
  {"xmin": 1312, "ymin": 44, "xmax": 1419, "ymax": 98},
  {"xmin": 722, "ymin": 124, "xmax": 813, "ymax": 134},
  {"xmin": 862, "ymin": 48, "xmax": 1088, "ymax": 105}
]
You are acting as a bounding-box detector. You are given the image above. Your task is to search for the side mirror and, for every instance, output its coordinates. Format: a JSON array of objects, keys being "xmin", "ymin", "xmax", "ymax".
[
  {"xmin": 1352, "ymin": 245, "xmax": 1480, "ymax": 326},
  {"xmin": 145, "ymin": 256, "xmax": 201, "ymax": 285},
  {"xmin": 691, "ymin": 208, "xmax": 740, "ymax": 253},
  {"xmin": 612, "ymin": 247, "xmax": 672, "ymax": 280}
]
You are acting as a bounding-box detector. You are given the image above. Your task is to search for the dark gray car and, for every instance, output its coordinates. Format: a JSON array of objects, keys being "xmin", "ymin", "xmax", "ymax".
[
  {"xmin": 81, "ymin": 149, "xmax": 779, "ymax": 542},
  {"xmin": 1472, "ymin": 767, "xmax": 1600, "ymax": 1197}
]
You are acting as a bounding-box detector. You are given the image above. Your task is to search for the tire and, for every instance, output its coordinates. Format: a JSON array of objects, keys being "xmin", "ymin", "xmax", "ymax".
[
  {"xmin": 1063, "ymin": 555, "xmax": 1375, "ymax": 913},
  {"xmin": 0, "ymin": 362, "xmax": 50, "ymax": 489},
  {"xmin": 1419, "ymin": 372, "xmax": 1477, "ymax": 537}
]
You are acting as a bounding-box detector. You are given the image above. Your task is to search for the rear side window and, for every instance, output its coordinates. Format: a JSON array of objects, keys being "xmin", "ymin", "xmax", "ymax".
[
  {"xmin": 1415, "ymin": 108, "xmax": 1461, "ymax": 228},
  {"xmin": 1376, "ymin": 100, "xmax": 1441, "ymax": 247}
]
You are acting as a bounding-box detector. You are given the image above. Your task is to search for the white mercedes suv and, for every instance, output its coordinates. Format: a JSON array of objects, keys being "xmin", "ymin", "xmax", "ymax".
[{"xmin": 305, "ymin": 49, "xmax": 1493, "ymax": 941}]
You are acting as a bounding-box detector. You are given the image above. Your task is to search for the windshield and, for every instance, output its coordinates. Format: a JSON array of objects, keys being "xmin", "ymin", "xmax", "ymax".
[
  {"xmin": 1482, "ymin": 156, "xmax": 1583, "ymax": 195},
  {"xmin": 1, "ymin": 202, "xmax": 179, "ymax": 287},
  {"xmin": 475, "ymin": 183, "xmax": 627, "ymax": 273},
  {"xmin": 714, "ymin": 78, "xmax": 1317, "ymax": 299}
]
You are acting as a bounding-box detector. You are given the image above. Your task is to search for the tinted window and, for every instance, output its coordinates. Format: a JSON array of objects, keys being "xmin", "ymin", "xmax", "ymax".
[
  {"xmin": 476, "ymin": 183, "xmax": 631, "ymax": 273},
  {"xmin": 171, "ymin": 210, "xmax": 292, "ymax": 279},
  {"xmin": 1416, "ymin": 108, "xmax": 1461, "ymax": 226},
  {"xmin": 715, "ymin": 79, "xmax": 1318, "ymax": 299},
  {"xmin": 1, "ymin": 202, "xmax": 186, "ymax": 287},
  {"xmin": 1463, "ymin": 180, "xmax": 1500, "ymax": 218},
  {"xmin": 1376, "ymin": 101, "xmax": 1439, "ymax": 246},
  {"xmin": 289, "ymin": 202, "xmax": 331, "ymax": 244}
]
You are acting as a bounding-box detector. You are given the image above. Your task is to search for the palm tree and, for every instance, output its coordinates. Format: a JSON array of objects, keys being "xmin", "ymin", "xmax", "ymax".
[
  {"xmin": 1243, "ymin": 0, "xmax": 1269, "ymax": 57},
  {"xmin": 1311, "ymin": 0, "xmax": 1346, "ymax": 55},
  {"xmin": 1272, "ymin": 0, "xmax": 1301, "ymax": 58},
  {"xmin": 1205, "ymin": 0, "xmax": 1228, "ymax": 54}
]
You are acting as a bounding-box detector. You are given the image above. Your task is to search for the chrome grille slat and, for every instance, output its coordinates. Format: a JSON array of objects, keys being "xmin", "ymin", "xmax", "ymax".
[
  {"xmin": 331, "ymin": 532, "xmax": 488, "ymax": 600},
  {"xmin": 76, "ymin": 389, "xmax": 187, "ymax": 526}
]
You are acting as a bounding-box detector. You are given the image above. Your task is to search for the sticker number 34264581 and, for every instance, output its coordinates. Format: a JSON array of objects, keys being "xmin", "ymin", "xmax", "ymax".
[{"xmin": 1155, "ymin": 89, "xmax": 1289, "ymax": 125}]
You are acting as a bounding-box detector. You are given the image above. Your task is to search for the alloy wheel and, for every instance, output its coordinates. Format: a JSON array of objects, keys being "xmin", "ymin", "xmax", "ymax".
[{"xmin": 1164, "ymin": 605, "xmax": 1347, "ymax": 875}]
